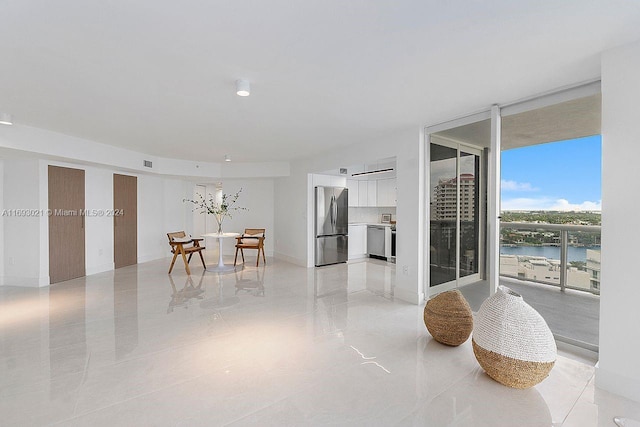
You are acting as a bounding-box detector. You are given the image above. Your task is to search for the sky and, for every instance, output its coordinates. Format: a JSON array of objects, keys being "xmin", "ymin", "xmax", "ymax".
[{"xmin": 501, "ymin": 135, "xmax": 601, "ymax": 211}]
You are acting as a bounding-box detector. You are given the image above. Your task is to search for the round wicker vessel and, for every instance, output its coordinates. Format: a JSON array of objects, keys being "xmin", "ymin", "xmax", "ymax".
[
  {"xmin": 472, "ymin": 285, "xmax": 556, "ymax": 389},
  {"xmin": 423, "ymin": 289, "xmax": 473, "ymax": 346}
]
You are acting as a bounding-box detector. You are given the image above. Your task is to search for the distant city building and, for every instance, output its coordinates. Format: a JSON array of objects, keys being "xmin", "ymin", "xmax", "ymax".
[
  {"xmin": 499, "ymin": 254, "xmax": 593, "ymax": 292},
  {"xmin": 586, "ymin": 249, "xmax": 601, "ymax": 294},
  {"xmin": 433, "ymin": 173, "xmax": 475, "ymax": 220}
]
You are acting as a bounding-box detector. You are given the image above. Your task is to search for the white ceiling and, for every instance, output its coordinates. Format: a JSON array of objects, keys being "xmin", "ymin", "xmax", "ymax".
[{"xmin": 1, "ymin": 1, "xmax": 639, "ymax": 163}]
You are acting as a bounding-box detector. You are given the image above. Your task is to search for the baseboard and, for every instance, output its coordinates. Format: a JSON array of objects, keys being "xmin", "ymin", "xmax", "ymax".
[
  {"xmin": 1, "ymin": 275, "xmax": 50, "ymax": 287},
  {"xmin": 596, "ymin": 365, "xmax": 640, "ymax": 403},
  {"xmin": 86, "ymin": 263, "xmax": 115, "ymax": 276},
  {"xmin": 274, "ymin": 252, "xmax": 307, "ymax": 267},
  {"xmin": 394, "ymin": 287, "xmax": 424, "ymax": 305},
  {"xmin": 138, "ymin": 254, "xmax": 170, "ymax": 264}
]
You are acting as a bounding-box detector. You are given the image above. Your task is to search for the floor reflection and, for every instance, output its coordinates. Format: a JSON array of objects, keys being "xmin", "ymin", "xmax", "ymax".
[
  {"xmin": 313, "ymin": 266, "xmax": 349, "ymax": 334},
  {"xmin": 199, "ymin": 272, "xmax": 241, "ymax": 310},
  {"xmin": 349, "ymin": 259, "xmax": 395, "ymax": 298},
  {"xmin": 114, "ymin": 269, "xmax": 139, "ymax": 360},
  {"xmin": 234, "ymin": 266, "xmax": 265, "ymax": 297},
  {"xmin": 167, "ymin": 272, "xmax": 205, "ymax": 312},
  {"xmin": 48, "ymin": 279, "xmax": 86, "ymax": 392}
]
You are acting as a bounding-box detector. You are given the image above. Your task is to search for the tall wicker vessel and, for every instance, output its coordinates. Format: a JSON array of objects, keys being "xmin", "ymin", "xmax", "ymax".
[{"xmin": 472, "ymin": 285, "xmax": 556, "ymax": 388}]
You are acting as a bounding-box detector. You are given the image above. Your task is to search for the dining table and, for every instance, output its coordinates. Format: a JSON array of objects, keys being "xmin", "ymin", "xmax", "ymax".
[{"xmin": 202, "ymin": 232, "xmax": 241, "ymax": 273}]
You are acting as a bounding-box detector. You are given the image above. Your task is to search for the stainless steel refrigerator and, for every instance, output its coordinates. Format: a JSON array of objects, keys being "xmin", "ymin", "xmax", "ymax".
[{"xmin": 315, "ymin": 186, "xmax": 348, "ymax": 266}]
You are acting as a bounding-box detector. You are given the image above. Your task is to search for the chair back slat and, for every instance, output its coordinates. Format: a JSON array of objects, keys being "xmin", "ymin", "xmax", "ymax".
[
  {"xmin": 167, "ymin": 231, "xmax": 187, "ymax": 242},
  {"xmin": 243, "ymin": 228, "xmax": 265, "ymax": 236}
]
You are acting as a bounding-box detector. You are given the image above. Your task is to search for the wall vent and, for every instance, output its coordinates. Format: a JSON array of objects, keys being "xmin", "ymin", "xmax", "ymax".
[
  {"xmin": 143, "ymin": 160, "xmax": 153, "ymax": 168},
  {"xmin": 339, "ymin": 168, "xmax": 347, "ymax": 175}
]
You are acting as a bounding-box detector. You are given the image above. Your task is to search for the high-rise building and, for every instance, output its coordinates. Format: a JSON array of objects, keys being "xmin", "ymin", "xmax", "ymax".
[{"xmin": 433, "ymin": 173, "xmax": 476, "ymax": 220}]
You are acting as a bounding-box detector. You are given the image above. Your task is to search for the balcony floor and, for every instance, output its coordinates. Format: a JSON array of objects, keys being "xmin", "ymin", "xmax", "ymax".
[{"xmin": 458, "ymin": 277, "xmax": 600, "ymax": 351}]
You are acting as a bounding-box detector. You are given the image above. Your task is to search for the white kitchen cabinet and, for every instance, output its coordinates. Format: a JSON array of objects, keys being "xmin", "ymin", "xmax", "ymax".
[
  {"xmin": 312, "ymin": 174, "xmax": 332, "ymax": 187},
  {"xmin": 348, "ymin": 224, "xmax": 367, "ymax": 259},
  {"xmin": 353, "ymin": 179, "xmax": 380, "ymax": 207},
  {"xmin": 347, "ymin": 179, "xmax": 359, "ymax": 207},
  {"xmin": 313, "ymin": 174, "xmax": 347, "ymax": 188},
  {"xmin": 366, "ymin": 181, "xmax": 377, "ymax": 207},
  {"xmin": 357, "ymin": 181, "xmax": 368, "ymax": 206},
  {"xmin": 377, "ymin": 178, "xmax": 397, "ymax": 207}
]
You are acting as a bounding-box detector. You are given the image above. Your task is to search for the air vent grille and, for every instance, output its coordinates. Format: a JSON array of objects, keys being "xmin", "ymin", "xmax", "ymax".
[{"xmin": 143, "ymin": 160, "xmax": 153, "ymax": 168}]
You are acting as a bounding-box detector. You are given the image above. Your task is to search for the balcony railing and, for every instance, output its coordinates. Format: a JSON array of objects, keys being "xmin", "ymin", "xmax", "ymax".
[{"xmin": 500, "ymin": 222, "xmax": 601, "ymax": 295}]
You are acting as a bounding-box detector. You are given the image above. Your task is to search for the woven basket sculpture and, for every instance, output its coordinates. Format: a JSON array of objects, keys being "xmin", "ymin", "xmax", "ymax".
[
  {"xmin": 423, "ymin": 289, "xmax": 473, "ymax": 346},
  {"xmin": 472, "ymin": 285, "xmax": 556, "ymax": 389}
]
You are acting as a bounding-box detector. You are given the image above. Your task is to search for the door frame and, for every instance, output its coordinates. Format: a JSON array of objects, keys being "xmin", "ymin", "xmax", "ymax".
[
  {"xmin": 428, "ymin": 138, "xmax": 484, "ymax": 294},
  {"xmin": 425, "ymin": 110, "xmax": 492, "ymax": 298}
]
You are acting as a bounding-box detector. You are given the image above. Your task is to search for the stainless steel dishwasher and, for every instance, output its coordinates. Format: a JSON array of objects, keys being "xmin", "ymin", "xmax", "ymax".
[{"xmin": 367, "ymin": 225, "xmax": 386, "ymax": 258}]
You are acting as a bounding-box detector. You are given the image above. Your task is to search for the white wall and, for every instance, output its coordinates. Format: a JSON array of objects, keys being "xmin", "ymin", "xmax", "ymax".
[
  {"xmin": 192, "ymin": 184, "xmax": 207, "ymax": 238},
  {"xmin": 274, "ymin": 170, "xmax": 309, "ymax": 266},
  {"xmin": 212, "ymin": 178, "xmax": 275, "ymax": 256},
  {"xmin": 138, "ymin": 175, "xmax": 194, "ymax": 263},
  {"xmin": 273, "ymin": 127, "xmax": 424, "ymax": 304},
  {"xmin": 0, "ymin": 123, "xmax": 288, "ymax": 179},
  {"xmin": 0, "ymin": 160, "xmax": 3, "ymax": 281},
  {"xmin": 85, "ymin": 166, "xmax": 114, "ymax": 275},
  {"xmin": 597, "ymin": 38, "xmax": 640, "ymax": 402},
  {"xmin": 2, "ymin": 159, "xmax": 43, "ymax": 286},
  {"xmin": 0, "ymin": 155, "xmax": 196, "ymax": 286}
]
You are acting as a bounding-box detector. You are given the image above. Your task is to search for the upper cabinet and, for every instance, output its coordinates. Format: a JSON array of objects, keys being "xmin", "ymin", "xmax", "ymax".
[
  {"xmin": 313, "ymin": 174, "xmax": 347, "ymax": 188},
  {"xmin": 357, "ymin": 181, "xmax": 368, "ymax": 206},
  {"xmin": 347, "ymin": 179, "xmax": 359, "ymax": 207},
  {"xmin": 320, "ymin": 157, "xmax": 396, "ymax": 208},
  {"xmin": 377, "ymin": 178, "xmax": 397, "ymax": 207},
  {"xmin": 349, "ymin": 178, "xmax": 396, "ymax": 207},
  {"xmin": 356, "ymin": 180, "xmax": 378, "ymax": 207},
  {"xmin": 366, "ymin": 181, "xmax": 377, "ymax": 207}
]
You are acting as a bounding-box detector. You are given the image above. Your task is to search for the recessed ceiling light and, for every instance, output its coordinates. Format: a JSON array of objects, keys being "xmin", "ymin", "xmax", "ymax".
[
  {"xmin": 236, "ymin": 79, "xmax": 250, "ymax": 97},
  {"xmin": 0, "ymin": 112, "xmax": 13, "ymax": 125},
  {"xmin": 224, "ymin": 154, "xmax": 232, "ymax": 162}
]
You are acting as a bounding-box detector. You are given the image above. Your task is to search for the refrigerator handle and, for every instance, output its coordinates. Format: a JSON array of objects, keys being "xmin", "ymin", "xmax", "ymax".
[
  {"xmin": 330, "ymin": 195, "xmax": 336, "ymax": 229},
  {"xmin": 333, "ymin": 195, "xmax": 338, "ymax": 229},
  {"xmin": 329, "ymin": 196, "xmax": 334, "ymax": 234}
]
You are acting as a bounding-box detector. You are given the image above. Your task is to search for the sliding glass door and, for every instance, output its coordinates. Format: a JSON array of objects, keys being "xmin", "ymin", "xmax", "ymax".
[{"xmin": 429, "ymin": 140, "xmax": 483, "ymax": 291}]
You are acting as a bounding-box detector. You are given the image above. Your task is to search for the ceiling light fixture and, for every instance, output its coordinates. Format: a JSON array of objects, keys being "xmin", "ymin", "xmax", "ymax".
[
  {"xmin": 0, "ymin": 112, "xmax": 13, "ymax": 125},
  {"xmin": 351, "ymin": 168, "xmax": 394, "ymax": 177},
  {"xmin": 236, "ymin": 79, "xmax": 250, "ymax": 97},
  {"xmin": 224, "ymin": 154, "xmax": 231, "ymax": 162}
]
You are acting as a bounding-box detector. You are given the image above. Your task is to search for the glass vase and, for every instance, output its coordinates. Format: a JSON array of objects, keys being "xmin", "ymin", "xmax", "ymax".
[{"xmin": 214, "ymin": 214, "xmax": 224, "ymax": 234}]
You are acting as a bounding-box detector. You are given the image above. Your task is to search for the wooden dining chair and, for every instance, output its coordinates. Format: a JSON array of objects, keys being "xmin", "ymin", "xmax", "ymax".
[
  {"xmin": 167, "ymin": 231, "xmax": 206, "ymax": 275},
  {"xmin": 234, "ymin": 228, "xmax": 266, "ymax": 267}
]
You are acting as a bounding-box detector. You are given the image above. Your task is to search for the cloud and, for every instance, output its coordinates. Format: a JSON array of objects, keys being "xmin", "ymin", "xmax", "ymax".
[
  {"xmin": 502, "ymin": 197, "xmax": 601, "ymax": 211},
  {"xmin": 549, "ymin": 199, "xmax": 601, "ymax": 211},
  {"xmin": 501, "ymin": 180, "xmax": 538, "ymax": 192}
]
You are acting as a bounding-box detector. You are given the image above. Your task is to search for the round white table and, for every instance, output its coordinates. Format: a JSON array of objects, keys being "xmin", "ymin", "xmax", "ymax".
[{"xmin": 202, "ymin": 232, "xmax": 240, "ymax": 273}]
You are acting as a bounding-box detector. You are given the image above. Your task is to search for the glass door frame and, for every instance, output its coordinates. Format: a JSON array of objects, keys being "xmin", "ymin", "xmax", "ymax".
[{"xmin": 428, "ymin": 138, "xmax": 485, "ymax": 293}]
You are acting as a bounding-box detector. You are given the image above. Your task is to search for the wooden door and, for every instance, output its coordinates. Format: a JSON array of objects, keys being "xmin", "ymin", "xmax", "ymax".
[
  {"xmin": 114, "ymin": 174, "xmax": 137, "ymax": 268},
  {"xmin": 49, "ymin": 166, "xmax": 86, "ymax": 284}
]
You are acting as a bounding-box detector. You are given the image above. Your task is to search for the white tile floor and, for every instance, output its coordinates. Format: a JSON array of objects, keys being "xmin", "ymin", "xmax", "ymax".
[{"xmin": 1, "ymin": 256, "xmax": 640, "ymax": 426}]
